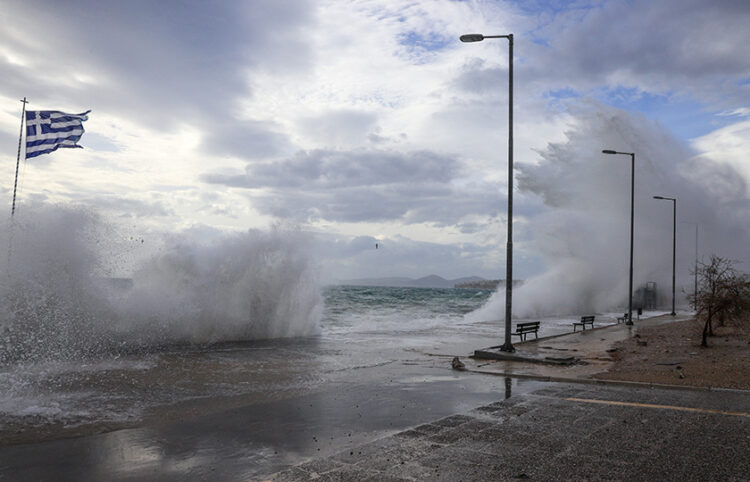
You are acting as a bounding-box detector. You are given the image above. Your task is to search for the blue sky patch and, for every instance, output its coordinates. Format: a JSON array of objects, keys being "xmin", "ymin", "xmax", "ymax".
[
  {"xmin": 398, "ymin": 31, "xmax": 452, "ymax": 52},
  {"xmin": 597, "ymin": 87, "xmax": 718, "ymax": 140}
]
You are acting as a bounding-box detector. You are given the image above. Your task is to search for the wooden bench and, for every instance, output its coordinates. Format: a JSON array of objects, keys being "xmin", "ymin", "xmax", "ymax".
[
  {"xmin": 513, "ymin": 321, "xmax": 540, "ymax": 341},
  {"xmin": 573, "ymin": 315, "xmax": 595, "ymax": 332},
  {"xmin": 616, "ymin": 313, "xmax": 628, "ymax": 324}
]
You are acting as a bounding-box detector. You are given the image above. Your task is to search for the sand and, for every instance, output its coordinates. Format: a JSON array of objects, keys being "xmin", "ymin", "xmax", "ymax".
[{"xmin": 592, "ymin": 317, "xmax": 750, "ymax": 390}]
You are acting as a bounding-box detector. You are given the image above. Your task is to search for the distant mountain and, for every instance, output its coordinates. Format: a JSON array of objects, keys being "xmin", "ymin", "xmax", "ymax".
[{"xmin": 336, "ymin": 275, "xmax": 488, "ymax": 289}]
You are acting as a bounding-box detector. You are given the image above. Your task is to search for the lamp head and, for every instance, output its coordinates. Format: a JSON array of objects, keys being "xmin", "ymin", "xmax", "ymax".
[
  {"xmin": 460, "ymin": 34, "xmax": 485, "ymax": 43},
  {"xmin": 602, "ymin": 149, "xmax": 617, "ymax": 154},
  {"xmin": 653, "ymin": 196, "xmax": 665, "ymax": 200}
]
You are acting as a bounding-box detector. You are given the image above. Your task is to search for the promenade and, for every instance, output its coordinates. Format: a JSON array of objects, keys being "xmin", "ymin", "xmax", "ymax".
[
  {"xmin": 467, "ymin": 313, "xmax": 693, "ymax": 383},
  {"xmin": 265, "ymin": 316, "xmax": 750, "ymax": 481},
  {"xmin": 267, "ymin": 381, "xmax": 750, "ymax": 481}
]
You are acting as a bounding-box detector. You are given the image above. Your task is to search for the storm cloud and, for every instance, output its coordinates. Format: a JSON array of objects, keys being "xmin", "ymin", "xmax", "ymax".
[{"xmin": 203, "ymin": 148, "xmax": 506, "ymax": 224}]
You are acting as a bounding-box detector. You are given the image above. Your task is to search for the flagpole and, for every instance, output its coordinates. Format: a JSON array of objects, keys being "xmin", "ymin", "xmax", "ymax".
[{"xmin": 11, "ymin": 97, "xmax": 28, "ymax": 217}]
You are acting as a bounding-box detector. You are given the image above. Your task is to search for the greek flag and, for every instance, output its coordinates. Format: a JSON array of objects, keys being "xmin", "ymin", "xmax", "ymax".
[{"xmin": 25, "ymin": 110, "xmax": 91, "ymax": 159}]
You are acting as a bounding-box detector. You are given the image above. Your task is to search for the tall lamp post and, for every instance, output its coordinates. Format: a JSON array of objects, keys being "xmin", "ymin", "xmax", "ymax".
[
  {"xmin": 653, "ymin": 196, "xmax": 677, "ymax": 316},
  {"xmin": 681, "ymin": 222, "xmax": 699, "ymax": 311},
  {"xmin": 460, "ymin": 32, "xmax": 515, "ymax": 352},
  {"xmin": 693, "ymin": 223, "xmax": 698, "ymax": 311},
  {"xmin": 602, "ymin": 150, "xmax": 635, "ymax": 325}
]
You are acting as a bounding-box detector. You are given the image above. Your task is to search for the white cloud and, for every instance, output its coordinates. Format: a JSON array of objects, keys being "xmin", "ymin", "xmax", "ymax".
[
  {"xmin": 691, "ymin": 119, "xmax": 750, "ymax": 195},
  {"xmin": 1, "ymin": 0, "xmax": 748, "ymax": 281}
]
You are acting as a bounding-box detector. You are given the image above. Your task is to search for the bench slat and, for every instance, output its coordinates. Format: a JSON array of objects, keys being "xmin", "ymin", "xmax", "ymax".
[
  {"xmin": 512, "ymin": 321, "xmax": 540, "ymax": 341},
  {"xmin": 573, "ymin": 315, "xmax": 595, "ymax": 332}
]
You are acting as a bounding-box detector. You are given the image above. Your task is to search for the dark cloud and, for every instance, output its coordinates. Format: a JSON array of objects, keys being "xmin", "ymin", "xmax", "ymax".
[
  {"xmin": 526, "ymin": 0, "xmax": 750, "ymax": 107},
  {"xmin": 204, "ymin": 149, "xmax": 459, "ymax": 189},
  {"xmin": 202, "ymin": 148, "xmax": 508, "ymax": 224},
  {"xmin": 453, "ymin": 59, "xmax": 508, "ymax": 95},
  {"xmin": 202, "ymin": 119, "xmax": 291, "ymax": 160},
  {"xmin": 1, "ymin": 0, "xmax": 313, "ymax": 156}
]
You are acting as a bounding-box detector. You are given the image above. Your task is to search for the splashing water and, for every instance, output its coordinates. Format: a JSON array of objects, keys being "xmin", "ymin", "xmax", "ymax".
[
  {"xmin": 0, "ymin": 204, "xmax": 322, "ymax": 363},
  {"xmin": 468, "ymin": 102, "xmax": 750, "ymax": 320}
]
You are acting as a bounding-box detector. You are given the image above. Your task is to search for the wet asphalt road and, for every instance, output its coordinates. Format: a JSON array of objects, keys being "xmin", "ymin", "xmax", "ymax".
[
  {"xmin": 0, "ymin": 366, "xmax": 539, "ymax": 481},
  {"xmin": 2, "ymin": 377, "xmax": 749, "ymax": 481}
]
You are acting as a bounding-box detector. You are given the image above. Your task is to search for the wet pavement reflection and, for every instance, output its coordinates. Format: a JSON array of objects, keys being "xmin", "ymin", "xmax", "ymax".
[{"xmin": 0, "ymin": 366, "xmax": 541, "ymax": 480}]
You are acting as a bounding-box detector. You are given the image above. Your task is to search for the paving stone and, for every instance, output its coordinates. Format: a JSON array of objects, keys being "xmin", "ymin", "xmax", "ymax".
[
  {"xmin": 296, "ymin": 457, "xmax": 346, "ymax": 476},
  {"xmin": 393, "ymin": 429, "xmax": 424, "ymax": 440},
  {"xmin": 432, "ymin": 414, "xmax": 475, "ymax": 428},
  {"xmin": 382, "ymin": 460, "xmax": 436, "ymax": 480},
  {"xmin": 412, "ymin": 423, "xmax": 443, "ymax": 435},
  {"xmin": 266, "ymin": 383, "xmax": 750, "ymax": 481},
  {"xmin": 426, "ymin": 426, "xmax": 476, "ymax": 445},
  {"xmin": 329, "ymin": 436, "xmax": 404, "ymax": 465},
  {"xmin": 537, "ymin": 453, "xmax": 641, "ymax": 481},
  {"xmin": 347, "ymin": 442, "xmax": 425, "ymax": 472},
  {"xmin": 412, "ymin": 446, "xmax": 527, "ymax": 481},
  {"xmin": 311, "ymin": 466, "xmax": 380, "ymax": 481}
]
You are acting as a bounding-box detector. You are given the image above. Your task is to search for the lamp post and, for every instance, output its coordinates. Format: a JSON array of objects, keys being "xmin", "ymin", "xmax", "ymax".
[
  {"xmin": 602, "ymin": 150, "xmax": 635, "ymax": 325},
  {"xmin": 460, "ymin": 32, "xmax": 515, "ymax": 352},
  {"xmin": 653, "ymin": 196, "xmax": 677, "ymax": 316},
  {"xmin": 693, "ymin": 224, "xmax": 698, "ymax": 311},
  {"xmin": 681, "ymin": 222, "xmax": 699, "ymax": 311}
]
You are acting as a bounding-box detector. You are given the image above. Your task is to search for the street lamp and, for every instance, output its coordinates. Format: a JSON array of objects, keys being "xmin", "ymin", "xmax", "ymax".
[
  {"xmin": 602, "ymin": 149, "xmax": 635, "ymax": 325},
  {"xmin": 681, "ymin": 222, "xmax": 699, "ymax": 311},
  {"xmin": 653, "ymin": 196, "xmax": 677, "ymax": 316},
  {"xmin": 461, "ymin": 32, "xmax": 515, "ymax": 352}
]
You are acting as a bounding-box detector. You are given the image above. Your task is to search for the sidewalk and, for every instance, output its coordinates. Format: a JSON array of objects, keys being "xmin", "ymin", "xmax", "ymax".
[
  {"xmin": 265, "ymin": 374, "xmax": 750, "ymax": 481},
  {"xmin": 465, "ymin": 314, "xmax": 693, "ymax": 383},
  {"xmin": 264, "ymin": 314, "xmax": 750, "ymax": 481}
]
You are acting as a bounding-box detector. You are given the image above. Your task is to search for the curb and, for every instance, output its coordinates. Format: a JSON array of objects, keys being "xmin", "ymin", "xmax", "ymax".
[{"xmin": 464, "ymin": 368, "xmax": 750, "ymax": 395}]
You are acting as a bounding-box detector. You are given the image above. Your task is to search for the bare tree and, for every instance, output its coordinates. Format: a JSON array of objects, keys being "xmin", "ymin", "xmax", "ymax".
[{"xmin": 689, "ymin": 255, "xmax": 750, "ymax": 347}]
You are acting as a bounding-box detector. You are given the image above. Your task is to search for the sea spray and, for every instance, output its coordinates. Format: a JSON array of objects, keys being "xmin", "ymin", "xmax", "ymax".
[
  {"xmin": 119, "ymin": 227, "xmax": 322, "ymax": 344},
  {"xmin": 466, "ymin": 102, "xmax": 750, "ymax": 321},
  {"xmin": 0, "ymin": 204, "xmax": 322, "ymax": 363},
  {"xmin": 1, "ymin": 205, "xmax": 115, "ymax": 362}
]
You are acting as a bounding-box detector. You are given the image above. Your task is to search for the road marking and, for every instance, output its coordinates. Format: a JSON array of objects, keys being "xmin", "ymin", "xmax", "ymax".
[{"xmin": 566, "ymin": 398, "xmax": 750, "ymax": 418}]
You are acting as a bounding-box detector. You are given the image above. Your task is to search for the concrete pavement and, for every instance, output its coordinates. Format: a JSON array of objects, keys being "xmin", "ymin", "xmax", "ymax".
[
  {"xmin": 467, "ymin": 314, "xmax": 695, "ymax": 383},
  {"xmin": 266, "ymin": 381, "xmax": 750, "ymax": 481}
]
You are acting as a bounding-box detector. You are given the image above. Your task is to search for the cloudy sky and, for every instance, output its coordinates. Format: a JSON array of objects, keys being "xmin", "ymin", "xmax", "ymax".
[{"xmin": 1, "ymin": 0, "xmax": 749, "ymax": 283}]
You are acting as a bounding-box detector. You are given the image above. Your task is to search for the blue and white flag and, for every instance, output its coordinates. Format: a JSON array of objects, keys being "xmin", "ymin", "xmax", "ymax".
[{"xmin": 25, "ymin": 110, "xmax": 91, "ymax": 159}]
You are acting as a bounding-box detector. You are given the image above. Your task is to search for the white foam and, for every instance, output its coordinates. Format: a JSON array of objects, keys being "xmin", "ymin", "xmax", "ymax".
[
  {"xmin": 0, "ymin": 204, "xmax": 323, "ymax": 363},
  {"xmin": 467, "ymin": 103, "xmax": 750, "ymax": 321}
]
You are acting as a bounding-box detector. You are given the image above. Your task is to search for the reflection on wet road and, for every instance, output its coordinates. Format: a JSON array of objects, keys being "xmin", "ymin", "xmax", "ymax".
[{"xmin": 0, "ymin": 358, "xmax": 542, "ymax": 480}]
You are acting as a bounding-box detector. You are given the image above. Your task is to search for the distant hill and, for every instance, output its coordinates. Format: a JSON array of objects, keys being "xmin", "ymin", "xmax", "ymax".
[{"xmin": 336, "ymin": 275, "xmax": 487, "ymax": 289}]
